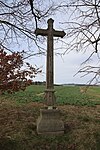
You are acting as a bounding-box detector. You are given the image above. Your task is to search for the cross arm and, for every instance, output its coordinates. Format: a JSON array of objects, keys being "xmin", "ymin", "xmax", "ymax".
[
  {"xmin": 34, "ymin": 28, "xmax": 48, "ymax": 36},
  {"xmin": 53, "ymin": 30, "xmax": 66, "ymax": 38}
]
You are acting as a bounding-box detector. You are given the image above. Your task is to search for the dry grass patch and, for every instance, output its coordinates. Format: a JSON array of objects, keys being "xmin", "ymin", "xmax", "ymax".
[{"xmin": 0, "ymin": 100, "xmax": 100, "ymax": 150}]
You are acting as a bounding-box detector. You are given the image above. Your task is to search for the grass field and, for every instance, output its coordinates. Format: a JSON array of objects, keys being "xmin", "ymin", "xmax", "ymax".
[
  {"xmin": 0, "ymin": 85, "xmax": 100, "ymax": 150},
  {"xmin": 1, "ymin": 85, "xmax": 100, "ymax": 106}
]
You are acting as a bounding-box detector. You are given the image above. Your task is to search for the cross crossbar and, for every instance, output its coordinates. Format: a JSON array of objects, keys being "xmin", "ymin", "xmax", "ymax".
[{"xmin": 35, "ymin": 28, "xmax": 65, "ymax": 38}]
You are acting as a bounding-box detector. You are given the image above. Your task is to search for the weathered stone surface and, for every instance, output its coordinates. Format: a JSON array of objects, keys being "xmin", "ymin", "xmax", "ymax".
[
  {"xmin": 35, "ymin": 18, "xmax": 66, "ymax": 135},
  {"xmin": 35, "ymin": 18, "xmax": 66, "ymax": 106},
  {"xmin": 37, "ymin": 108, "xmax": 64, "ymax": 135},
  {"xmin": 44, "ymin": 89, "xmax": 56, "ymax": 106}
]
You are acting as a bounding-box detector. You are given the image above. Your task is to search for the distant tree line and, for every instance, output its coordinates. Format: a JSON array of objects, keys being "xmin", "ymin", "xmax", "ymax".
[{"xmin": 33, "ymin": 81, "xmax": 46, "ymax": 85}]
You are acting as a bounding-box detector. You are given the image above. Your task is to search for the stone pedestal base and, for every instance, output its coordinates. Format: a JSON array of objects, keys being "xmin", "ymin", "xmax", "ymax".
[{"xmin": 37, "ymin": 108, "xmax": 64, "ymax": 135}]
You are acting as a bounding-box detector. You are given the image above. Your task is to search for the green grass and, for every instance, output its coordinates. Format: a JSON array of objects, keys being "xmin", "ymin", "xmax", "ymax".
[
  {"xmin": 0, "ymin": 85, "xmax": 45, "ymax": 105},
  {"xmin": 55, "ymin": 86, "xmax": 97, "ymax": 106},
  {"xmin": 1, "ymin": 85, "xmax": 100, "ymax": 106}
]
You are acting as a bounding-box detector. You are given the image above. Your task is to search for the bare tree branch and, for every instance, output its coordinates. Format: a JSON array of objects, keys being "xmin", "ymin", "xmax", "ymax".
[
  {"xmin": 0, "ymin": 0, "xmax": 56, "ymax": 55},
  {"xmin": 57, "ymin": 0, "xmax": 100, "ymax": 85}
]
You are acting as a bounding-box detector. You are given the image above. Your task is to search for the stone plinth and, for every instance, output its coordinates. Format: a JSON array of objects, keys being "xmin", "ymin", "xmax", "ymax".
[{"xmin": 37, "ymin": 108, "xmax": 64, "ymax": 135}]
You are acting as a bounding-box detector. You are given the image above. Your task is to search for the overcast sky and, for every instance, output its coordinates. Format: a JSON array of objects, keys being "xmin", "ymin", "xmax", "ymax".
[
  {"xmin": 30, "ymin": 0, "xmax": 100, "ymax": 85},
  {"xmin": 32, "ymin": 49, "xmax": 97, "ymax": 84},
  {"xmin": 31, "ymin": 18, "xmax": 98, "ymax": 84},
  {"xmin": 7, "ymin": 0, "xmax": 98, "ymax": 85}
]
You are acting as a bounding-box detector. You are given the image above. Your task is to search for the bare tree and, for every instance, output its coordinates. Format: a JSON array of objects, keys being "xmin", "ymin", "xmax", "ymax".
[
  {"xmin": 0, "ymin": 0, "xmax": 56, "ymax": 57},
  {"xmin": 57, "ymin": 0, "xmax": 100, "ymax": 84},
  {"xmin": 1, "ymin": 0, "xmax": 100, "ymax": 84}
]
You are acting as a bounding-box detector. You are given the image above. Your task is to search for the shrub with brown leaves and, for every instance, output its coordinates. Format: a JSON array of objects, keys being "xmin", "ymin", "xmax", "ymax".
[{"xmin": 0, "ymin": 49, "xmax": 41, "ymax": 94}]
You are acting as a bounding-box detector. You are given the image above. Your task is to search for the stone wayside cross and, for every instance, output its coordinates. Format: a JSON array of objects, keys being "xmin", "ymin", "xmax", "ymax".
[
  {"xmin": 35, "ymin": 18, "xmax": 66, "ymax": 135},
  {"xmin": 35, "ymin": 18, "xmax": 66, "ymax": 106}
]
